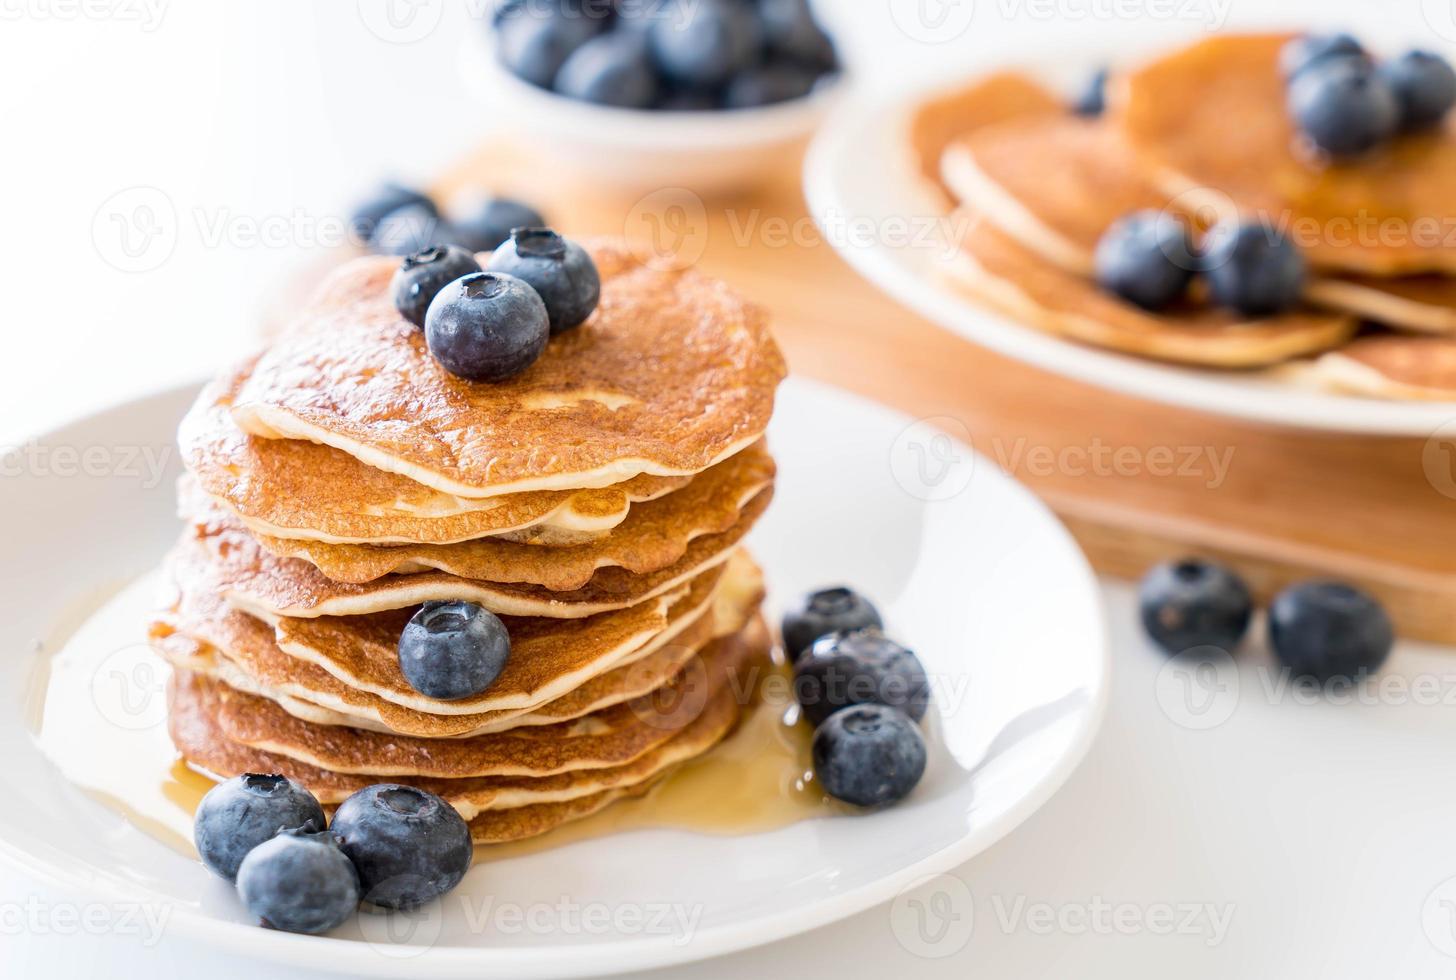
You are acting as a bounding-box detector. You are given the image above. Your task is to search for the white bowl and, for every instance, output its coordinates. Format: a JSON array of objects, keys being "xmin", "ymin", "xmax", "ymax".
[{"xmin": 458, "ymin": 24, "xmax": 845, "ymax": 195}]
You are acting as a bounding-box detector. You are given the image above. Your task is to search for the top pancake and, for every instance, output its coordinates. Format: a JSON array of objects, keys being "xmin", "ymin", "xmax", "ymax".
[
  {"xmin": 231, "ymin": 239, "xmax": 787, "ymax": 499},
  {"xmin": 1117, "ymin": 33, "xmax": 1456, "ymax": 276},
  {"xmin": 183, "ymin": 362, "xmax": 689, "ymax": 546}
]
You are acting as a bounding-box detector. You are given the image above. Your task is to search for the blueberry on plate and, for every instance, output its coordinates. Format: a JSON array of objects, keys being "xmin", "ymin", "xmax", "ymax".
[
  {"xmin": 1279, "ymin": 32, "xmax": 1368, "ymax": 80},
  {"xmin": 236, "ymin": 828, "xmax": 360, "ymax": 935},
  {"xmin": 331, "ymin": 785, "xmax": 473, "ymax": 910},
  {"xmin": 496, "ymin": 2, "xmax": 605, "ymax": 89},
  {"xmin": 398, "ymin": 600, "xmax": 512, "ymax": 700},
  {"xmin": 724, "ymin": 62, "xmax": 820, "ymax": 109},
  {"xmin": 1200, "ymin": 220, "xmax": 1307, "ymax": 316},
  {"xmin": 1378, "ymin": 50, "xmax": 1456, "ymax": 131},
  {"xmin": 487, "ymin": 228, "xmax": 601, "ymax": 334},
  {"xmin": 349, "ymin": 183, "xmax": 437, "ymax": 245},
  {"xmin": 194, "ymin": 773, "xmax": 325, "ymax": 882},
  {"xmin": 391, "ymin": 246, "xmax": 483, "ymax": 329},
  {"xmin": 648, "ymin": 0, "xmax": 761, "ymax": 88},
  {"xmin": 812, "ymin": 704, "xmax": 926, "ymax": 808},
  {"xmin": 1287, "ymin": 57, "xmax": 1399, "ymax": 157},
  {"xmin": 451, "ymin": 196, "xmax": 547, "ymax": 254},
  {"xmin": 424, "ymin": 272, "xmax": 550, "ymax": 382},
  {"xmin": 794, "ymin": 629, "xmax": 930, "ymax": 727},
  {"xmin": 759, "ymin": 0, "xmax": 838, "ymax": 71},
  {"xmin": 556, "ymin": 31, "xmax": 660, "ymax": 108},
  {"xmin": 1268, "ymin": 581, "xmax": 1394, "ymax": 683},
  {"xmin": 370, "ymin": 203, "xmax": 456, "ymax": 257},
  {"xmin": 781, "ymin": 586, "xmax": 882, "ymax": 661},
  {"xmin": 1138, "ymin": 558, "xmax": 1253, "ymax": 657},
  {"xmin": 1072, "ymin": 66, "xmax": 1109, "ymax": 117},
  {"xmin": 1093, "ymin": 210, "xmax": 1196, "ymax": 311}
]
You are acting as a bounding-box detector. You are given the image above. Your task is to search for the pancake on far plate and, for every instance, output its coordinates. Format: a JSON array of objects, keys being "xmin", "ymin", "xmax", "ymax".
[{"xmin": 1285, "ymin": 335, "xmax": 1456, "ymax": 401}]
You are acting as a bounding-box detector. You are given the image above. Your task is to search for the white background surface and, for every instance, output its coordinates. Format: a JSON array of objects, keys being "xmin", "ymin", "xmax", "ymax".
[{"xmin": 4, "ymin": 0, "xmax": 1456, "ymax": 976}]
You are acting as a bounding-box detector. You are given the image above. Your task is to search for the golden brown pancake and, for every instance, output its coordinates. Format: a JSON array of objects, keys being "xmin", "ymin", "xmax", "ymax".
[
  {"xmin": 231, "ymin": 240, "xmax": 787, "ymax": 498},
  {"xmin": 1292, "ymin": 335, "xmax": 1456, "ymax": 401},
  {"xmin": 905, "ymin": 72, "xmax": 1063, "ymax": 211},
  {"xmin": 182, "ymin": 363, "xmax": 690, "ymax": 546},
  {"xmin": 251, "ymin": 442, "xmax": 775, "ymax": 586},
  {"xmin": 1305, "ymin": 276, "xmax": 1456, "ymax": 336},
  {"xmin": 945, "ymin": 208, "xmax": 1357, "ymax": 368},
  {"xmin": 185, "ymin": 488, "xmax": 770, "ymax": 621},
  {"xmin": 1117, "ymin": 33, "xmax": 1456, "ymax": 276}
]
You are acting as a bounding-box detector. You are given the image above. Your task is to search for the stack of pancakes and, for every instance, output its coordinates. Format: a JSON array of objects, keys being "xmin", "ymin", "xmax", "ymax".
[
  {"xmin": 912, "ymin": 33, "xmax": 1456, "ymax": 398},
  {"xmin": 148, "ymin": 240, "xmax": 787, "ymax": 844}
]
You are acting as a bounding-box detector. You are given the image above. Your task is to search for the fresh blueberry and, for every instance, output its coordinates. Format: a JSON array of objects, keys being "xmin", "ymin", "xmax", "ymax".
[
  {"xmin": 486, "ymin": 228, "xmax": 601, "ymax": 334},
  {"xmin": 391, "ymin": 246, "xmax": 483, "ymax": 330},
  {"xmin": 194, "ymin": 773, "xmax": 325, "ymax": 882},
  {"xmin": 724, "ymin": 62, "xmax": 819, "ymax": 108},
  {"xmin": 235, "ymin": 829, "xmax": 359, "ymax": 935},
  {"xmin": 1288, "ymin": 57, "xmax": 1399, "ymax": 157},
  {"xmin": 781, "ymin": 586, "xmax": 882, "ymax": 661},
  {"xmin": 496, "ymin": 2, "xmax": 606, "ymax": 89},
  {"xmin": 349, "ymin": 183, "xmax": 437, "ymax": 246},
  {"xmin": 1093, "ymin": 210, "xmax": 1196, "ymax": 311},
  {"xmin": 648, "ymin": 0, "xmax": 761, "ymax": 88},
  {"xmin": 1280, "ymin": 32, "xmax": 1368, "ymax": 80},
  {"xmin": 794, "ymin": 629, "xmax": 929, "ymax": 727},
  {"xmin": 331, "ymin": 785, "xmax": 473, "ymax": 910},
  {"xmin": 424, "ymin": 272, "xmax": 550, "ymax": 382},
  {"xmin": 1138, "ymin": 558, "xmax": 1253, "ymax": 656},
  {"xmin": 398, "ymin": 600, "xmax": 512, "ymax": 700},
  {"xmin": 556, "ymin": 31, "xmax": 660, "ymax": 108},
  {"xmin": 1200, "ymin": 221, "xmax": 1307, "ymax": 316},
  {"xmin": 1378, "ymin": 50, "xmax": 1456, "ymax": 130},
  {"xmin": 759, "ymin": 0, "xmax": 837, "ymax": 71},
  {"xmin": 1072, "ymin": 66, "xmax": 1109, "ymax": 117},
  {"xmin": 452, "ymin": 197, "xmax": 548, "ymax": 254},
  {"xmin": 1268, "ymin": 581, "xmax": 1394, "ymax": 683},
  {"xmin": 370, "ymin": 203, "xmax": 456, "ymax": 257},
  {"xmin": 812, "ymin": 704, "xmax": 926, "ymax": 808},
  {"xmin": 657, "ymin": 86, "xmax": 721, "ymax": 111}
]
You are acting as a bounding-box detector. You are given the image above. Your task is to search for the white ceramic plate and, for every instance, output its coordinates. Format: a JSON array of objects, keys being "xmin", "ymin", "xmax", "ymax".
[
  {"xmin": 0, "ymin": 377, "xmax": 1108, "ymax": 978},
  {"xmin": 802, "ymin": 41, "xmax": 1456, "ymax": 436}
]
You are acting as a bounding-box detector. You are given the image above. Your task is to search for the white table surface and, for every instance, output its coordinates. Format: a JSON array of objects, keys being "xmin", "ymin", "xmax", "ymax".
[{"xmin": 4, "ymin": 1, "xmax": 1454, "ymax": 976}]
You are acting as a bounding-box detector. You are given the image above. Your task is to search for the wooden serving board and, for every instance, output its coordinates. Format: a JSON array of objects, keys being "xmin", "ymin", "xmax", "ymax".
[{"xmin": 435, "ymin": 143, "xmax": 1456, "ymax": 645}]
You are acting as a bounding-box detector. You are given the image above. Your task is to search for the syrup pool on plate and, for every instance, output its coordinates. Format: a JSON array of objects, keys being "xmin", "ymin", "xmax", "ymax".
[{"xmin": 31, "ymin": 573, "xmax": 838, "ymax": 861}]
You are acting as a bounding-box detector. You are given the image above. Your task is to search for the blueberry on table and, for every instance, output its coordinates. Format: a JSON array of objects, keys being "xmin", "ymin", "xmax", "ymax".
[
  {"xmin": 399, "ymin": 600, "xmax": 511, "ymax": 700},
  {"xmin": 235, "ymin": 829, "xmax": 360, "ymax": 935},
  {"xmin": 1138, "ymin": 558, "xmax": 1253, "ymax": 657},
  {"xmin": 424, "ymin": 272, "xmax": 550, "ymax": 382},
  {"xmin": 724, "ymin": 62, "xmax": 820, "ymax": 109},
  {"xmin": 451, "ymin": 196, "xmax": 548, "ymax": 254},
  {"xmin": 1071, "ymin": 67, "xmax": 1110, "ymax": 117},
  {"xmin": 193, "ymin": 773, "xmax": 325, "ymax": 882},
  {"xmin": 556, "ymin": 32, "xmax": 660, "ymax": 108},
  {"xmin": 331, "ymin": 785, "xmax": 473, "ymax": 910},
  {"xmin": 370, "ymin": 203, "xmax": 456, "ymax": 257},
  {"xmin": 1093, "ymin": 210, "xmax": 1196, "ymax": 311},
  {"xmin": 812, "ymin": 704, "xmax": 926, "ymax": 808},
  {"xmin": 648, "ymin": 0, "xmax": 762, "ymax": 88},
  {"xmin": 781, "ymin": 586, "xmax": 883, "ymax": 661},
  {"xmin": 1378, "ymin": 50, "xmax": 1456, "ymax": 131},
  {"xmin": 794, "ymin": 629, "xmax": 930, "ymax": 727},
  {"xmin": 392, "ymin": 246, "xmax": 484, "ymax": 329},
  {"xmin": 349, "ymin": 183, "xmax": 437, "ymax": 245},
  {"xmin": 487, "ymin": 228, "xmax": 601, "ymax": 334},
  {"xmin": 496, "ymin": 2, "xmax": 605, "ymax": 89},
  {"xmin": 1200, "ymin": 221, "xmax": 1307, "ymax": 317},
  {"xmin": 1268, "ymin": 581, "xmax": 1393, "ymax": 683},
  {"xmin": 759, "ymin": 0, "xmax": 838, "ymax": 71},
  {"xmin": 1287, "ymin": 57, "xmax": 1399, "ymax": 157},
  {"xmin": 1280, "ymin": 32, "xmax": 1368, "ymax": 80}
]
